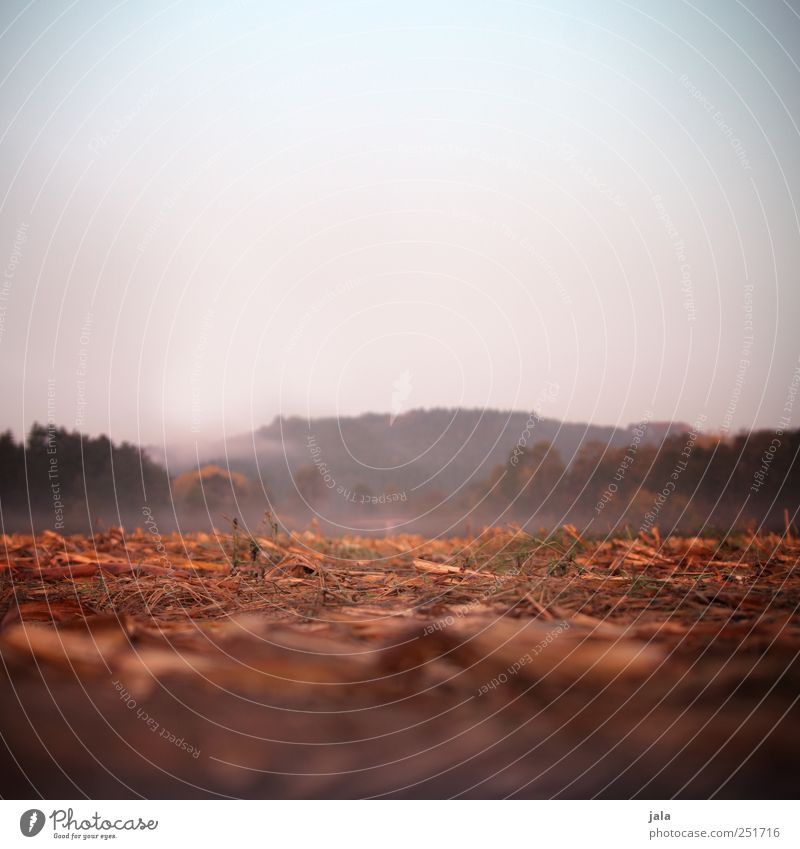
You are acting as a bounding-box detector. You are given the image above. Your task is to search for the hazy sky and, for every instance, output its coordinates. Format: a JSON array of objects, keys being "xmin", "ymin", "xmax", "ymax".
[{"xmin": 1, "ymin": 0, "xmax": 799, "ymax": 446}]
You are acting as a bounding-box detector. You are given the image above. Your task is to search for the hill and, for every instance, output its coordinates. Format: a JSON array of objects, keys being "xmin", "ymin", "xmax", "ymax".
[{"xmin": 169, "ymin": 408, "xmax": 688, "ymax": 512}]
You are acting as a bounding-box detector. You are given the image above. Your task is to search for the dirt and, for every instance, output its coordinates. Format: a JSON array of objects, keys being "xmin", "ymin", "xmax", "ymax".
[{"xmin": 1, "ymin": 525, "xmax": 798, "ymax": 798}]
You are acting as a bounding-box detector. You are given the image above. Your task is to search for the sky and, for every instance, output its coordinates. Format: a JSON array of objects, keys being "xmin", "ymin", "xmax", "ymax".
[{"xmin": 1, "ymin": 0, "xmax": 799, "ymax": 447}]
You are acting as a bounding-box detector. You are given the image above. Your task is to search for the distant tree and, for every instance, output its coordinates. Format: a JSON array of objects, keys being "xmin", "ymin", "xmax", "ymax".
[
  {"xmin": 498, "ymin": 441, "xmax": 565, "ymax": 514},
  {"xmin": 294, "ymin": 465, "xmax": 328, "ymax": 505},
  {"xmin": 173, "ymin": 464, "xmax": 251, "ymax": 512}
]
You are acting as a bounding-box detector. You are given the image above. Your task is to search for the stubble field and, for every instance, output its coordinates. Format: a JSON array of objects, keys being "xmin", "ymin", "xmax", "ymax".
[{"xmin": 1, "ymin": 524, "xmax": 798, "ymax": 798}]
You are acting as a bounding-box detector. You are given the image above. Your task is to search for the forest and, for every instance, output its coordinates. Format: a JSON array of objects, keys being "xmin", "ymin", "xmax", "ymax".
[{"xmin": 1, "ymin": 417, "xmax": 796, "ymax": 535}]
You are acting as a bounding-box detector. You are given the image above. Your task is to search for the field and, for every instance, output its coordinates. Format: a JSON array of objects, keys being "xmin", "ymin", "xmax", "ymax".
[{"xmin": 1, "ymin": 525, "xmax": 799, "ymax": 798}]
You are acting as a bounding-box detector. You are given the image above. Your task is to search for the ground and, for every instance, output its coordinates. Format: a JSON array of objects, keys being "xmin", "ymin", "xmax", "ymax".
[{"xmin": 1, "ymin": 525, "xmax": 798, "ymax": 798}]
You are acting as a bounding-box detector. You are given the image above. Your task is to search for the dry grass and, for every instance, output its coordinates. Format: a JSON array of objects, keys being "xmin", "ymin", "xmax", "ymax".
[{"xmin": 1, "ymin": 524, "xmax": 798, "ymax": 798}]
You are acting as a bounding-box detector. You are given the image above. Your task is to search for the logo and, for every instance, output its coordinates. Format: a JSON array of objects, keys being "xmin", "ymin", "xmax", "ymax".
[
  {"xmin": 390, "ymin": 369, "xmax": 413, "ymax": 425},
  {"xmin": 19, "ymin": 810, "xmax": 45, "ymax": 837}
]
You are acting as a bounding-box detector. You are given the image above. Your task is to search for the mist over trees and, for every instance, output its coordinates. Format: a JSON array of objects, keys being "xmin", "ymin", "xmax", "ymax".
[
  {"xmin": 1, "ymin": 414, "xmax": 797, "ymax": 536},
  {"xmin": 472, "ymin": 428, "xmax": 800, "ymax": 534}
]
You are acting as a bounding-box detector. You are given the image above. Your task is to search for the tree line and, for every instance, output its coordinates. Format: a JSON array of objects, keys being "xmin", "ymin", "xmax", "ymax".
[
  {"xmin": 1, "ymin": 422, "xmax": 797, "ymax": 535},
  {"xmin": 471, "ymin": 426, "xmax": 800, "ymax": 533},
  {"xmin": 0, "ymin": 424, "xmax": 170, "ymax": 532}
]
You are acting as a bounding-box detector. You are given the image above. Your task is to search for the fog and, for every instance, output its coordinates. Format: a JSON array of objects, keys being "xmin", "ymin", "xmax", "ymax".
[{"xmin": 1, "ymin": 0, "xmax": 799, "ymax": 457}]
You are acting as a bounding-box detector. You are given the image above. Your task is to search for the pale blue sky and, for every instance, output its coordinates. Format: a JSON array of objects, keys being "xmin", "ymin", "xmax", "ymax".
[{"xmin": 1, "ymin": 0, "xmax": 799, "ymax": 444}]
